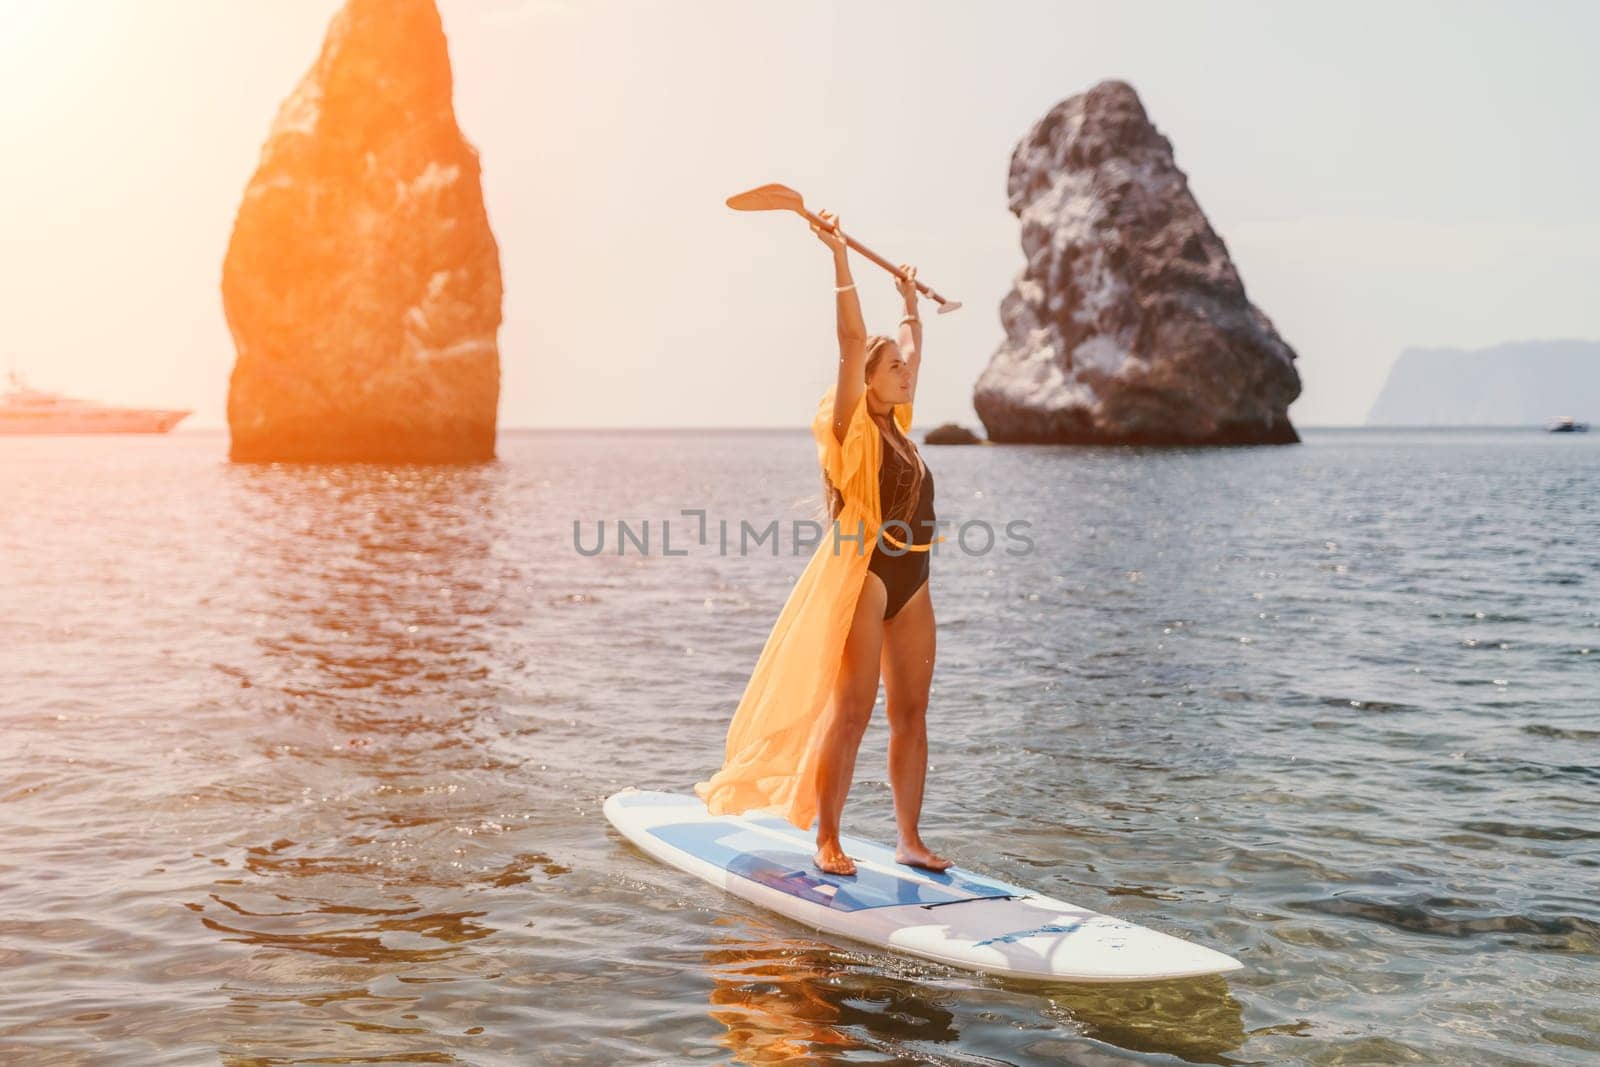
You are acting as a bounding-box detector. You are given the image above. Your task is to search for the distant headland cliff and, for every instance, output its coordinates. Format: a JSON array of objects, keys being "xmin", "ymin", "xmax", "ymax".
[
  {"xmin": 1366, "ymin": 339, "xmax": 1600, "ymax": 426},
  {"xmin": 974, "ymin": 79, "xmax": 1300, "ymax": 446},
  {"xmin": 222, "ymin": 0, "xmax": 502, "ymax": 463}
]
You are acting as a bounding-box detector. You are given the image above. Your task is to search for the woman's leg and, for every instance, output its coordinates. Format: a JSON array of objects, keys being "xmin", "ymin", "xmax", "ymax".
[
  {"xmin": 813, "ymin": 569, "xmax": 887, "ymax": 876},
  {"xmin": 880, "ymin": 576, "xmax": 951, "ymax": 870}
]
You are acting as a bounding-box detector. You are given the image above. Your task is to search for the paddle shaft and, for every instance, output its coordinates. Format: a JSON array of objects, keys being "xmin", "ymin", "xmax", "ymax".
[{"xmin": 798, "ymin": 207, "xmax": 960, "ymax": 312}]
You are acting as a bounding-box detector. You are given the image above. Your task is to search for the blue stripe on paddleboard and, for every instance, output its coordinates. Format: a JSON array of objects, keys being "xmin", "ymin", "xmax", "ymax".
[
  {"xmin": 647, "ymin": 820, "xmax": 1001, "ymax": 913},
  {"xmin": 741, "ymin": 814, "xmax": 1033, "ymax": 899}
]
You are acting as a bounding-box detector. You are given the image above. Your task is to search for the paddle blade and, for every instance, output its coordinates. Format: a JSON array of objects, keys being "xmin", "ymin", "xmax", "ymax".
[
  {"xmin": 937, "ymin": 300, "xmax": 962, "ymax": 314},
  {"xmin": 726, "ymin": 183, "xmax": 806, "ymax": 213}
]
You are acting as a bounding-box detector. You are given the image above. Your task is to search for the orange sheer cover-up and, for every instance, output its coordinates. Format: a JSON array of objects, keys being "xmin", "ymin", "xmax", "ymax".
[{"xmin": 693, "ymin": 383, "xmax": 942, "ymax": 832}]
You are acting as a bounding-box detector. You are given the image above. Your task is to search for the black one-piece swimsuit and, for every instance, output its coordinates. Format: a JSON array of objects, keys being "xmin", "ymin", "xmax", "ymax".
[{"xmin": 868, "ymin": 429, "xmax": 936, "ymax": 620}]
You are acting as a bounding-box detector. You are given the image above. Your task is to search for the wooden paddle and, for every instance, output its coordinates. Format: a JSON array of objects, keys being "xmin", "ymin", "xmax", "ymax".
[{"xmin": 725, "ymin": 183, "xmax": 963, "ymax": 314}]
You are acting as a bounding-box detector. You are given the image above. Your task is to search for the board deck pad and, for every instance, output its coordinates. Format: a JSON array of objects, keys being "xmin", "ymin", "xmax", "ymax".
[
  {"xmin": 648, "ymin": 819, "xmax": 1020, "ymax": 912},
  {"xmin": 605, "ymin": 788, "xmax": 1244, "ymax": 982}
]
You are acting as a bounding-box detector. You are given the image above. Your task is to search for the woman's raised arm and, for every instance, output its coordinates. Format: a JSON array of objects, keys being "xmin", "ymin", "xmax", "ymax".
[
  {"xmin": 812, "ymin": 210, "xmax": 866, "ymax": 444},
  {"xmin": 896, "ymin": 263, "xmax": 922, "ymax": 405}
]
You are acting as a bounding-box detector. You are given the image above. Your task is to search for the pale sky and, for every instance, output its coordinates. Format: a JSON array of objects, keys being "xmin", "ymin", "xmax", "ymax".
[{"xmin": 3, "ymin": 0, "xmax": 1597, "ymax": 429}]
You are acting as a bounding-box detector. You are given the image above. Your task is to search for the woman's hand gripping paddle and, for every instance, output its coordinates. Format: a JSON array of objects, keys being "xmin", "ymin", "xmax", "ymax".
[{"xmin": 725, "ymin": 183, "xmax": 963, "ymax": 314}]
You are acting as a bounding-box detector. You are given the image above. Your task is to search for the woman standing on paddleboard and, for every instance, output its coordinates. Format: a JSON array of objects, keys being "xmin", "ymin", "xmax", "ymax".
[{"xmin": 809, "ymin": 209, "xmax": 951, "ymax": 876}]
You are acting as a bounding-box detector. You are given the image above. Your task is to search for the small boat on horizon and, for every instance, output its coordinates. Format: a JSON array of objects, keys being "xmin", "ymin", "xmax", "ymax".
[
  {"xmin": 1545, "ymin": 415, "xmax": 1590, "ymax": 433},
  {"xmin": 0, "ymin": 370, "xmax": 191, "ymax": 435}
]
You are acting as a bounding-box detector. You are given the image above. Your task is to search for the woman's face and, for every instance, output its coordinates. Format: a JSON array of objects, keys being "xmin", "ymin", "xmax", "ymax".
[{"xmin": 865, "ymin": 341, "xmax": 912, "ymax": 405}]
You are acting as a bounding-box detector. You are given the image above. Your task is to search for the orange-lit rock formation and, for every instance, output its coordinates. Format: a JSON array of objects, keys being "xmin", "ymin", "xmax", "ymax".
[{"xmin": 223, "ymin": 0, "xmax": 501, "ymax": 462}]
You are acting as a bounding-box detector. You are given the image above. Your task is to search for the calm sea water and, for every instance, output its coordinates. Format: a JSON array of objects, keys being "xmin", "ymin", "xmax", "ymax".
[{"xmin": 1, "ymin": 426, "xmax": 1595, "ymax": 1065}]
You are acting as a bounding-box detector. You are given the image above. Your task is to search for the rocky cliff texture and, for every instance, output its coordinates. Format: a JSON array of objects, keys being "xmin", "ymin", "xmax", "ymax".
[
  {"xmin": 975, "ymin": 80, "xmax": 1299, "ymax": 445},
  {"xmin": 223, "ymin": 0, "xmax": 501, "ymax": 462}
]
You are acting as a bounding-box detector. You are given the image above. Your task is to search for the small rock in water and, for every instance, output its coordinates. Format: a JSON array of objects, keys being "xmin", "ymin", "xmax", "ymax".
[{"xmin": 923, "ymin": 423, "xmax": 984, "ymax": 445}]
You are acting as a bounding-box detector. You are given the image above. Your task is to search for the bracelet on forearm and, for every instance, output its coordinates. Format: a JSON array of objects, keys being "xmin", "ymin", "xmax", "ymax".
[
  {"xmin": 899, "ymin": 313, "xmax": 920, "ymax": 326},
  {"xmin": 834, "ymin": 283, "xmax": 855, "ymax": 293}
]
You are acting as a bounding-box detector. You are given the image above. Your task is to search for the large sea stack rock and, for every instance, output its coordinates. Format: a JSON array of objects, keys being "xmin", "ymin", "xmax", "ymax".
[
  {"xmin": 223, "ymin": 0, "xmax": 501, "ymax": 462},
  {"xmin": 975, "ymin": 80, "xmax": 1299, "ymax": 445}
]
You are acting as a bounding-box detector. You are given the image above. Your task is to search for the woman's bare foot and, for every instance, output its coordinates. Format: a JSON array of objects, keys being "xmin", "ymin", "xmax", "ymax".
[
  {"xmin": 813, "ymin": 840, "xmax": 856, "ymax": 876},
  {"xmin": 895, "ymin": 841, "xmax": 953, "ymax": 871}
]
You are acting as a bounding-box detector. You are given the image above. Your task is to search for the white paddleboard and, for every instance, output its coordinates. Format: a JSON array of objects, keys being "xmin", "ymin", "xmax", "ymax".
[{"xmin": 603, "ymin": 788, "xmax": 1242, "ymax": 983}]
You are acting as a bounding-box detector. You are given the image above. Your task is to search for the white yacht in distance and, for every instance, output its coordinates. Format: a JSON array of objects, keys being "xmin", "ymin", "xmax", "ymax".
[
  {"xmin": 0, "ymin": 371, "xmax": 191, "ymax": 434},
  {"xmin": 1545, "ymin": 415, "xmax": 1590, "ymax": 433}
]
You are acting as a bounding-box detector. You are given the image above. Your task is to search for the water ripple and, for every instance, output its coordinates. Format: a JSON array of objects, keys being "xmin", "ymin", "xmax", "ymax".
[{"xmin": 0, "ymin": 427, "xmax": 1596, "ymax": 1063}]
